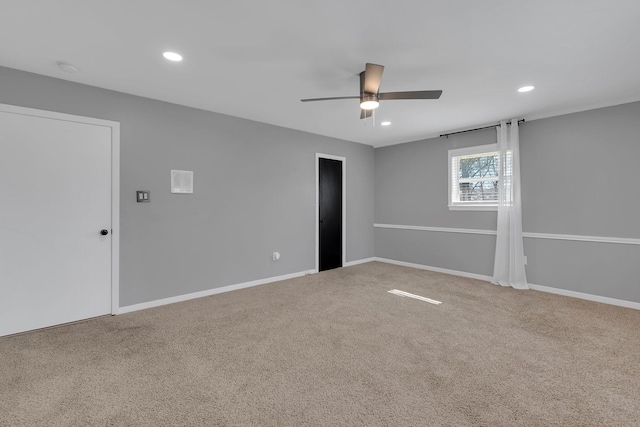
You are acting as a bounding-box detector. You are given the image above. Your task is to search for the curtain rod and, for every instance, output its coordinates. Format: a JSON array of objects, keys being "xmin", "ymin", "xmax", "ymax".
[{"xmin": 440, "ymin": 119, "xmax": 525, "ymax": 138}]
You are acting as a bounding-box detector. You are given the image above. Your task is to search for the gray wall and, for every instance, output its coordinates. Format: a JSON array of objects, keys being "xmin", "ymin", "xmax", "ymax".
[
  {"xmin": 3, "ymin": 63, "xmax": 638, "ymax": 307},
  {"xmin": 0, "ymin": 66, "xmax": 375, "ymax": 307},
  {"xmin": 520, "ymin": 103, "xmax": 640, "ymax": 302},
  {"xmin": 375, "ymin": 102, "xmax": 640, "ymax": 303}
]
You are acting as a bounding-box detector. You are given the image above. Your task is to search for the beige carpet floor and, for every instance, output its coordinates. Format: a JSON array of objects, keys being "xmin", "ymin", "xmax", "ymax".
[{"xmin": 1, "ymin": 262, "xmax": 639, "ymax": 426}]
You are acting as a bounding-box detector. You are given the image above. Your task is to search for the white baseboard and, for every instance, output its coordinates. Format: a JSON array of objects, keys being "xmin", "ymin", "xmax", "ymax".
[
  {"xmin": 118, "ymin": 270, "xmax": 310, "ymax": 315},
  {"xmin": 373, "ymin": 257, "xmax": 640, "ymax": 311},
  {"xmin": 117, "ymin": 260, "xmax": 639, "ymax": 314},
  {"xmin": 374, "ymin": 257, "xmax": 493, "ymax": 282},
  {"xmin": 344, "ymin": 257, "xmax": 376, "ymax": 267},
  {"xmin": 528, "ymin": 283, "xmax": 640, "ymax": 310}
]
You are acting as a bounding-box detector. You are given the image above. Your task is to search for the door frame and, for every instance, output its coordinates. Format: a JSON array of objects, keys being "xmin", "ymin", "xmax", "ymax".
[
  {"xmin": 0, "ymin": 103, "xmax": 120, "ymax": 315},
  {"xmin": 315, "ymin": 153, "xmax": 346, "ymax": 273}
]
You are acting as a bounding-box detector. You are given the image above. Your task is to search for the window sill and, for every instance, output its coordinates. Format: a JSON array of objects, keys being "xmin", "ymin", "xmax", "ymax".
[{"xmin": 448, "ymin": 205, "xmax": 498, "ymax": 211}]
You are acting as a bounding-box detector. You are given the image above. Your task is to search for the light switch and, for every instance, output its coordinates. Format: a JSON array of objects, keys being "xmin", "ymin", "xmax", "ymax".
[{"xmin": 136, "ymin": 191, "xmax": 150, "ymax": 203}]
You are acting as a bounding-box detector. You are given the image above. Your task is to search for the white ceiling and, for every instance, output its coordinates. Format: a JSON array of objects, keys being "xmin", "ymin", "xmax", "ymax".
[{"xmin": 1, "ymin": 1, "xmax": 640, "ymax": 147}]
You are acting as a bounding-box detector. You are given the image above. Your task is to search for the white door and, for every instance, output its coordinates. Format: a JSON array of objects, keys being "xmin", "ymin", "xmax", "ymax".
[{"xmin": 0, "ymin": 110, "xmax": 113, "ymax": 336}]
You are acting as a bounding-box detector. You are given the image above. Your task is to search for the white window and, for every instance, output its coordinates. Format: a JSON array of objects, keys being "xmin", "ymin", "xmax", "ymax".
[{"xmin": 448, "ymin": 143, "xmax": 511, "ymax": 211}]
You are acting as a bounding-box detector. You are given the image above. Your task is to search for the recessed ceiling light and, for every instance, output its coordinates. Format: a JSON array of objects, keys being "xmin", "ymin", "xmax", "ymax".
[
  {"xmin": 518, "ymin": 85, "xmax": 535, "ymax": 93},
  {"xmin": 381, "ymin": 121, "xmax": 391, "ymax": 126},
  {"xmin": 57, "ymin": 61, "xmax": 79, "ymax": 73},
  {"xmin": 163, "ymin": 51, "xmax": 183, "ymax": 62}
]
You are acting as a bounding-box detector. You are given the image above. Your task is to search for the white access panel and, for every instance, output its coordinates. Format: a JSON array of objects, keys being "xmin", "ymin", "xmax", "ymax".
[
  {"xmin": 171, "ymin": 169, "xmax": 193, "ymax": 193},
  {"xmin": 0, "ymin": 111, "xmax": 113, "ymax": 336}
]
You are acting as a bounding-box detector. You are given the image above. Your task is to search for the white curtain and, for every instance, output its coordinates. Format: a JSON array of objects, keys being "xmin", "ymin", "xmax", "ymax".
[{"xmin": 492, "ymin": 120, "xmax": 528, "ymax": 289}]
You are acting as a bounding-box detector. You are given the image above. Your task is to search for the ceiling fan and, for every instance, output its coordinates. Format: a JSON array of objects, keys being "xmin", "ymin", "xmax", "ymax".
[{"xmin": 301, "ymin": 63, "xmax": 443, "ymax": 119}]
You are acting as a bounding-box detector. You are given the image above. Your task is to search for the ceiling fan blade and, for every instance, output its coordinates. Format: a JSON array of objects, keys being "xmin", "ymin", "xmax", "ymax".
[
  {"xmin": 378, "ymin": 90, "xmax": 443, "ymax": 100},
  {"xmin": 300, "ymin": 96, "xmax": 359, "ymax": 102},
  {"xmin": 360, "ymin": 109, "xmax": 372, "ymax": 120},
  {"xmin": 363, "ymin": 63, "xmax": 384, "ymax": 94}
]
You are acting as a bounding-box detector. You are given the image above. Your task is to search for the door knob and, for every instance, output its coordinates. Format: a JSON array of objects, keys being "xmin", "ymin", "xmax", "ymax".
[{"xmin": 100, "ymin": 229, "xmax": 109, "ymax": 236}]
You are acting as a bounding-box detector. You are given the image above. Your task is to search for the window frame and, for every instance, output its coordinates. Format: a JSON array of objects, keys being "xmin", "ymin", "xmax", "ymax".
[{"xmin": 448, "ymin": 143, "xmax": 500, "ymax": 211}]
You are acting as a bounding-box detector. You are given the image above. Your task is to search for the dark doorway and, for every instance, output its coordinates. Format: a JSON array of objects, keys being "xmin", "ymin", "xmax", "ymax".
[{"xmin": 319, "ymin": 157, "xmax": 343, "ymax": 271}]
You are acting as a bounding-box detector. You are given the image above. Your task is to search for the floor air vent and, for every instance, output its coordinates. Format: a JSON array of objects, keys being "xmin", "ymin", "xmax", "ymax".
[{"xmin": 388, "ymin": 289, "xmax": 442, "ymax": 305}]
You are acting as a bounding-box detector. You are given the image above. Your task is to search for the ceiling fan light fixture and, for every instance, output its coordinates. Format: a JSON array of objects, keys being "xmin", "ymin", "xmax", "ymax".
[
  {"xmin": 360, "ymin": 100, "xmax": 379, "ymax": 110},
  {"xmin": 360, "ymin": 93, "xmax": 379, "ymax": 110}
]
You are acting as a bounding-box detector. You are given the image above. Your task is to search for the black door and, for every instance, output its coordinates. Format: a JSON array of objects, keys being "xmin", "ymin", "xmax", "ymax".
[{"xmin": 319, "ymin": 158, "xmax": 342, "ymax": 271}]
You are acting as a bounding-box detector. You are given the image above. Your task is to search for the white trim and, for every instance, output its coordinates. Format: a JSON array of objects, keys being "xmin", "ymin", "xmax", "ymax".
[
  {"xmin": 372, "ymin": 98, "xmax": 640, "ymax": 148},
  {"xmin": 374, "ymin": 257, "xmax": 493, "ymax": 282},
  {"xmin": 448, "ymin": 143, "xmax": 498, "ymax": 157},
  {"xmin": 522, "ymin": 232, "xmax": 640, "ymax": 246},
  {"xmin": 523, "ymin": 96, "xmax": 640, "ymax": 125},
  {"xmin": 528, "ymin": 283, "xmax": 640, "ymax": 311},
  {"xmin": 375, "ymin": 223, "xmax": 497, "ymax": 236},
  {"xmin": 117, "ymin": 258, "xmax": 640, "ymax": 315},
  {"xmin": 344, "ymin": 257, "xmax": 376, "ymax": 267},
  {"xmin": 0, "ymin": 103, "xmax": 121, "ymax": 316},
  {"xmin": 373, "ymin": 223, "xmax": 640, "ymax": 246},
  {"xmin": 373, "ymin": 258, "xmax": 640, "ymax": 310},
  {"xmin": 316, "ymin": 153, "xmax": 347, "ymax": 272},
  {"xmin": 0, "ymin": 104, "xmax": 119, "ymax": 128},
  {"xmin": 448, "ymin": 205, "xmax": 498, "ymax": 211},
  {"xmin": 119, "ymin": 270, "xmax": 310, "ymax": 314},
  {"xmin": 110, "ymin": 123, "xmax": 120, "ymax": 315}
]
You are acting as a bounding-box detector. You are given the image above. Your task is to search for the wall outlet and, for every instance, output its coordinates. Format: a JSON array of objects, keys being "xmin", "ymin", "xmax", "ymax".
[{"xmin": 273, "ymin": 252, "xmax": 280, "ymax": 261}]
